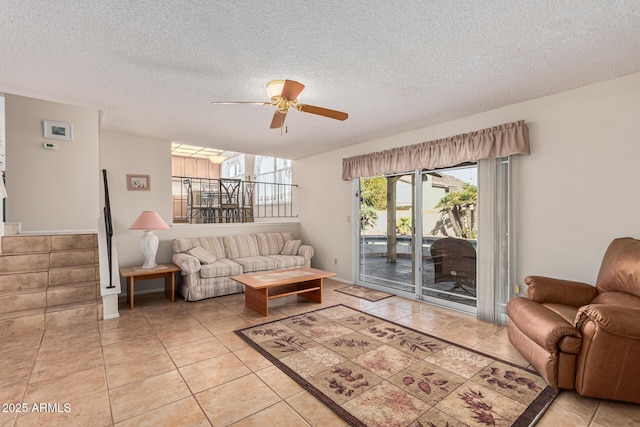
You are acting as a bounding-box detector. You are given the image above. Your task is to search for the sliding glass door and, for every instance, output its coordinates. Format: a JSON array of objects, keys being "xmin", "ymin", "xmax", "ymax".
[
  {"xmin": 358, "ymin": 173, "xmax": 416, "ymax": 298},
  {"xmin": 357, "ymin": 165, "xmax": 480, "ymax": 313},
  {"xmin": 420, "ymin": 166, "xmax": 477, "ymax": 310}
]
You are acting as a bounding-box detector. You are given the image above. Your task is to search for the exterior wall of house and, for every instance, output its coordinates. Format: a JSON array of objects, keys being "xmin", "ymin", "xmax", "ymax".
[
  {"xmin": 4, "ymin": 94, "xmax": 100, "ymax": 232},
  {"xmin": 295, "ymin": 72, "xmax": 640, "ymax": 287}
]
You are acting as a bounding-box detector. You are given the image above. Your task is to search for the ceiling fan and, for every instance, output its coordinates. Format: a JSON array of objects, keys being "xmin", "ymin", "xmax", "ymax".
[{"xmin": 211, "ymin": 80, "xmax": 348, "ymax": 129}]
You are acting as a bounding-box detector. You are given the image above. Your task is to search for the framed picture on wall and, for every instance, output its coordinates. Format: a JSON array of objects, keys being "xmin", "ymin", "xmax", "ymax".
[
  {"xmin": 127, "ymin": 174, "xmax": 150, "ymax": 191},
  {"xmin": 43, "ymin": 120, "xmax": 73, "ymax": 141}
]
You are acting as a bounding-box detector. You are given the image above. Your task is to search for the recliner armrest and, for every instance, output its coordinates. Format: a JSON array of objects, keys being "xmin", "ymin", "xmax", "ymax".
[
  {"xmin": 525, "ymin": 276, "xmax": 597, "ymax": 306},
  {"xmin": 507, "ymin": 297, "xmax": 581, "ymax": 352},
  {"xmin": 576, "ymin": 304, "xmax": 640, "ymax": 338}
]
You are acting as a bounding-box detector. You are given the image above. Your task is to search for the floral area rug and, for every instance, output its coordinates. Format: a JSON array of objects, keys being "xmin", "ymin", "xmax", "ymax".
[
  {"xmin": 335, "ymin": 285, "xmax": 394, "ymax": 302},
  {"xmin": 235, "ymin": 305, "xmax": 556, "ymax": 427}
]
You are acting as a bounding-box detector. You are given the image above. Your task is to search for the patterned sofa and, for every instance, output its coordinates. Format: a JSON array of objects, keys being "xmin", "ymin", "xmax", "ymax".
[{"xmin": 172, "ymin": 232, "xmax": 314, "ymax": 301}]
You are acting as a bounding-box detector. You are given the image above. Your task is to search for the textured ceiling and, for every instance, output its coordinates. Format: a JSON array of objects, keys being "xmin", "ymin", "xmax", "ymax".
[{"xmin": 1, "ymin": 1, "xmax": 639, "ymax": 160}]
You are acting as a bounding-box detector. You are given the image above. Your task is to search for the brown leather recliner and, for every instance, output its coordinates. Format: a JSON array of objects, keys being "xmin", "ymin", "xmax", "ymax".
[{"xmin": 507, "ymin": 237, "xmax": 640, "ymax": 404}]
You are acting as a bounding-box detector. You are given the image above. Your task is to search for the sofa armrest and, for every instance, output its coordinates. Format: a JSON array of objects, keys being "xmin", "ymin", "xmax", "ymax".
[
  {"xmin": 298, "ymin": 245, "xmax": 314, "ymax": 260},
  {"xmin": 172, "ymin": 253, "xmax": 201, "ymax": 274},
  {"xmin": 525, "ymin": 276, "xmax": 597, "ymax": 306},
  {"xmin": 507, "ymin": 297, "xmax": 581, "ymax": 352},
  {"xmin": 576, "ymin": 305, "xmax": 640, "ymax": 338}
]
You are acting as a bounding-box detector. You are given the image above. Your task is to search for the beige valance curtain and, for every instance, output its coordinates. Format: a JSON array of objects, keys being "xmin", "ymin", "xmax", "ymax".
[{"xmin": 342, "ymin": 120, "xmax": 529, "ymax": 180}]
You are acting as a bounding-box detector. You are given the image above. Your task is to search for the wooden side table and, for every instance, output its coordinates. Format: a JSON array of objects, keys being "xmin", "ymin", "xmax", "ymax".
[{"xmin": 119, "ymin": 263, "xmax": 181, "ymax": 309}]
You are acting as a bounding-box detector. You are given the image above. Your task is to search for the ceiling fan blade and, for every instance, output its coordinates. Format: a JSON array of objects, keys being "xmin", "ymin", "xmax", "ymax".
[
  {"xmin": 210, "ymin": 101, "xmax": 271, "ymax": 105},
  {"xmin": 281, "ymin": 80, "xmax": 305, "ymax": 101},
  {"xmin": 296, "ymin": 104, "xmax": 348, "ymax": 121},
  {"xmin": 270, "ymin": 110, "xmax": 287, "ymax": 129}
]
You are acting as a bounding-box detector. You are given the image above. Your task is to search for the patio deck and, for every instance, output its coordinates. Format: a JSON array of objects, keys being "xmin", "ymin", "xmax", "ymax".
[{"xmin": 359, "ymin": 255, "xmax": 477, "ymax": 307}]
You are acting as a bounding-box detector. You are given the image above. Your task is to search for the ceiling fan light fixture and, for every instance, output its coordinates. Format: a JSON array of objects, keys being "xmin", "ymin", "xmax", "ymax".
[
  {"xmin": 266, "ymin": 80, "xmax": 284, "ymax": 101},
  {"xmin": 266, "ymin": 79, "xmax": 302, "ymax": 103}
]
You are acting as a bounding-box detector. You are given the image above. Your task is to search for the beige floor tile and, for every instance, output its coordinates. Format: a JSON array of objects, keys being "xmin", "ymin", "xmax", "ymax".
[
  {"xmin": 148, "ymin": 317, "xmax": 202, "ymax": 333},
  {"xmin": 286, "ymin": 390, "xmax": 350, "ymax": 427},
  {"xmin": 182, "ymin": 298, "xmax": 224, "ymax": 311},
  {"xmin": 30, "ymin": 347, "xmax": 104, "ymax": 383},
  {"xmin": 166, "ymin": 336, "xmax": 229, "ymax": 367},
  {"xmin": 155, "ymin": 323, "xmax": 213, "ymax": 347},
  {"xmin": 100, "ymin": 323, "xmax": 156, "ymax": 346},
  {"xmin": 537, "ymin": 390, "xmax": 600, "ymax": 427},
  {"xmin": 179, "ymin": 352, "xmax": 250, "ymax": 393},
  {"xmin": 366, "ymin": 304, "xmax": 414, "ymax": 321},
  {"xmin": 14, "ymin": 389, "xmax": 112, "ymax": 427},
  {"xmin": 0, "ymin": 366, "xmax": 32, "ymax": 390},
  {"xmin": 105, "ymin": 351, "xmax": 175, "ymax": 388},
  {"xmin": 188, "ymin": 305, "xmax": 240, "ymax": 323},
  {"xmin": 201, "ymin": 315, "xmax": 254, "ymax": 335},
  {"xmin": 217, "ymin": 331, "xmax": 250, "ymax": 351},
  {"xmin": 0, "ymin": 346, "xmax": 38, "ymax": 375},
  {"xmin": 98, "ymin": 313, "xmax": 149, "ymax": 332},
  {"xmin": 0, "ymin": 332, "xmax": 43, "ymax": 354},
  {"xmin": 223, "ymin": 300, "xmax": 261, "ymax": 314},
  {"xmin": 196, "ymin": 374, "xmax": 280, "ymax": 426},
  {"xmin": 240, "ymin": 308, "xmax": 289, "ymax": 323},
  {"xmin": 233, "ymin": 346, "xmax": 273, "ymax": 372},
  {"xmin": 215, "ymin": 293, "xmax": 246, "ymax": 306},
  {"xmin": 472, "ymin": 329, "xmax": 529, "ymax": 366},
  {"xmin": 394, "ymin": 312, "xmax": 460, "ymax": 333},
  {"xmin": 114, "ymin": 396, "xmax": 210, "ymax": 427},
  {"xmin": 109, "ymin": 370, "xmax": 191, "ymax": 423},
  {"xmin": 255, "ymin": 365, "xmax": 304, "ymax": 399},
  {"xmin": 0, "ymin": 381, "xmax": 26, "ymax": 427},
  {"xmin": 42, "ymin": 322, "xmax": 100, "ymax": 340},
  {"xmin": 102, "ymin": 334, "xmax": 166, "ymax": 366},
  {"xmin": 231, "ymin": 401, "xmax": 309, "ymax": 426},
  {"xmin": 593, "ymin": 399, "xmax": 640, "ymax": 425},
  {"xmin": 427, "ymin": 325, "xmax": 493, "ymax": 347},
  {"xmin": 342, "ymin": 296, "xmax": 385, "ymax": 311},
  {"xmin": 143, "ymin": 308, "xmax": 193, "ymax": 323},
  {"xmin": 24, "ymin": 366, "xmax": 106, "ymax": 403},
  {"xmin": 38, "ymin": 332, "xmax": 101, "ymax": 356}
]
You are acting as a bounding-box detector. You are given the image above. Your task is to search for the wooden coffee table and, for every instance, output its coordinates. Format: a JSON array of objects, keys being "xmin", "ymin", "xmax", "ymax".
[{"xmin": 230, "ymin": 267, "xmax": 336, "ymax": 316}]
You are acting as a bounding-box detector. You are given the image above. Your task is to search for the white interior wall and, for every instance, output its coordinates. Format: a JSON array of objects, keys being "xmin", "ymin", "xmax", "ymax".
[
  {"xmin": 295, "ymin": 72, "xmax": 640, "ymax": 287},
  {"xmin": 4, "ymin": 94, "xmax": 100, "ymax": 232}
]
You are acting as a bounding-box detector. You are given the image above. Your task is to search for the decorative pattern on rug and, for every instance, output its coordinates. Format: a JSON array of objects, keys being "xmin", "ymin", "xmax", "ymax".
[
  {"xmin": 335, "ymin": 285, "xmax": 394, "ymax": 302},
  {"xmin": 236, "ymin": 305, "xmax": 556, "ymax": 427}
]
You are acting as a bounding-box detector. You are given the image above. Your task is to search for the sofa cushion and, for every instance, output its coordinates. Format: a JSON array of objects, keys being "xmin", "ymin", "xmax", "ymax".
[
  {"xmin": 188, "ymin": 246, "xmax": 217, "ymax": 264},
  {"xmin": 281, "ymin": 239, "xmax": 302, "ymax": 255},
  {"xmin": 223, "ymin": 235, "xmax": 260, "ymax": 259},
  {"xmin": 199, "ymin": 259, "xmax": 243, "ymax": 278},
  {"xmin": 173, "ymin": 236, "xmax": 226, "ymax": 259},
  {"xmin": 267, "ymin": 255, "xmax": 306, "ymax": 269},
  {"xmin": 255, "ymin": 233, "xmax": 286, "ymax": 255},
  {"xmin": 233, "ymin": 256, "xmax": 279, "ymax": 273}
]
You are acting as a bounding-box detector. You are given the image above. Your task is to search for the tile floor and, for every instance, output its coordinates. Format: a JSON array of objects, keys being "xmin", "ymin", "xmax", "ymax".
[{"xmin": 1, "ymin": 279, "xmax": 639, "ymax": 426}]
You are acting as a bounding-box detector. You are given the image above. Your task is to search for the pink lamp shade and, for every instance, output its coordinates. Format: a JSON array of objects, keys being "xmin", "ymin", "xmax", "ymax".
[
  {"xmin": 129, "ymin": 211, "xmax": 169, "ymax": 269},
  {"xmin": 129, "ymin": 211, "xmax": 170, "ymax": 231}
]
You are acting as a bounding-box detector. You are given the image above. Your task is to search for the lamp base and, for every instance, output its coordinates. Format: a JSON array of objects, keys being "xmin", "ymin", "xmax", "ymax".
[{"xmin": 139, "ymin": 230, "xmax": 159, "ymax": 269}]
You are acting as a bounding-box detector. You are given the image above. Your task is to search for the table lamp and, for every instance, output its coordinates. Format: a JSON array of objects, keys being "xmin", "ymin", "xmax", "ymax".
[{"xmin": 129, "ymin": 211, "xmax": 170, "ymax": 269}]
